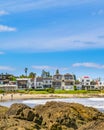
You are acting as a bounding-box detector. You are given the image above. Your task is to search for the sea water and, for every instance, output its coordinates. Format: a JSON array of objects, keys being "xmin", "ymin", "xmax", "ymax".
[{"xmin": 0, "ymin": 98, "xmax": 104, "ymax": 112}]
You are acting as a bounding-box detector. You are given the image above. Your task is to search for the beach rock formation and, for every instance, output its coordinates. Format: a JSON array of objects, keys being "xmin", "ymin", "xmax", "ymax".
[
  {"xmin": 35, "ymin": 101, "xmax": 104, "ymax": 130},
  {"xmin": 0, "ymin": 101, "xmax": 104, "ymax": 130}
]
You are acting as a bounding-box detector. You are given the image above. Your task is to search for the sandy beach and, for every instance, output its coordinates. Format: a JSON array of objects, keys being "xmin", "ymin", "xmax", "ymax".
[{"xmin": 0, "ymin": 93, "xmax": 104, "ymax": 102}]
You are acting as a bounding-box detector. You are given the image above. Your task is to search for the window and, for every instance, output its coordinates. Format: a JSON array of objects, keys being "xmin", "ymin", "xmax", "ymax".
[{"xmin": 45, "ymin": 81, "xmax": 48, "ymax": 83}]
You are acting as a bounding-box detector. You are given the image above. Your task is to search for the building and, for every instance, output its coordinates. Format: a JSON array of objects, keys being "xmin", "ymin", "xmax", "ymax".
[
  {"xmin": 43, "ymin": 77, "xmax": 52, "ymax": 88},
  {"xmin": 35, "ymin": 77, "xmax": 43, "ymax": 89},
  {"xmin": 52, "ymin": 73, "xmax": 62, "ymax": 89},
  {"xmin": 0, "ymin": 73, "xmax": 13, "ymax": 85},
  {"xmin": 63, "ymin": 73, "xmax": 75, "ymax": 90},
  {"xmin": 52, "ymin": 73, "xmax": 75, "ymax": 90},
  {"xmin": 0, "ymin": 74, "xmax": 17, "ymax": 91},
  {"xmin": 0, "ymin": 84, "xmax": 17, "ymax": 91},
  {"xmin": 16, "ymin": 78, "xmax": 33, "ymax": 89},
  {"xmin": 80, "ymin": 76, "xmax": 91, "ymax": 90},
  {"xmin": 35, "ymin": 77, "xmax": 53, "ymax": 89}
]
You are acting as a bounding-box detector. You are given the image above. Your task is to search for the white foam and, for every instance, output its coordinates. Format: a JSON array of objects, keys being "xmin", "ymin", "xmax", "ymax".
[
  {"xmin": 88, "ymin": 98, "xmax": 104, "ymax": 101},
  {"xmin": 22, "ymin": 98, "xmax": 64, "ymax": 104}
]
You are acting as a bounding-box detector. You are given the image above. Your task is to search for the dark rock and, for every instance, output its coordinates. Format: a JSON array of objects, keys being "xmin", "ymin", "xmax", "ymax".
[
  {"xmin": 0, "ymin": 101, "xmax": 104, "ymax": 130},
  {"xmin": 6, "ymin": 103, "xmax": 30, "ymax": 116},
  {"xmin": 34, "ymin": 101, "xmax": 104, "ymax": 130}
]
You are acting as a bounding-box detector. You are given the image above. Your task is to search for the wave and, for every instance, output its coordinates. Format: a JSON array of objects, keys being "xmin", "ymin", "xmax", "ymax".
[{"xmin": 88, "ymin": 98, "xmax": 104, "ymax": 101}]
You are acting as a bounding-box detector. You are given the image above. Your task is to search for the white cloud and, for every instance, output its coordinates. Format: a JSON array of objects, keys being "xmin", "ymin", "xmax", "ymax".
[
  {"xmin": 0, "ymin": 66, "xmax": 15, "ymax": 71},
  {"xmin": 73, "ymin": 62, "xmax": 104, "ymax": 69},
  {"xmin": 1, "ymin": 26, "xmax": 104, "ymax": 51},
  {"xmin": 0, "ymin": 0, "xmax": 97, "ymax": 12},
  {"xmin": 0, "ymin": 25, "xmax": 16, "ymax": 32},
  {"xmin": 0, "ymin": 10, "xmax": 9, "ymax": 16},
  {"xmin": 32, "ymin": 65, "xmax": 68, "ymax": 71}
]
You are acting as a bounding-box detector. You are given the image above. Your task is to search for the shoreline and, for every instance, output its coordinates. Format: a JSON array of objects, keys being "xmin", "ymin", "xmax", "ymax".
[{"xmin": 0, "ymin": 93, "xmax": 104, "ymax": 102}]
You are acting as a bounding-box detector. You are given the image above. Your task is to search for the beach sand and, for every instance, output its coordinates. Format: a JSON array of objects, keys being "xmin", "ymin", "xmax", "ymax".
[{"xmin": 0, "ymin": 93, "xmax": 104, "ymax": 102}]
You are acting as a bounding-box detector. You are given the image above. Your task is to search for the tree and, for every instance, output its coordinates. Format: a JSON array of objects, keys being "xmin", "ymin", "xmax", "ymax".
[
  {"xmin": 9, "ymin": 75, "xmax": 16, "ymax": 81},
  {"xmin": 56, "ymin": 69, "xmax": 59, "ymax": 75},
  {"xmin": 75, "ymin": 80, "xmax": 80, "ymax": 85},
  {"xmin": 29, "ymin": 72, "xmax": 36, "ymax": 79},
  {"xmin": 24, "ymin": 67, "xmax": 28, "ymax": 77}
]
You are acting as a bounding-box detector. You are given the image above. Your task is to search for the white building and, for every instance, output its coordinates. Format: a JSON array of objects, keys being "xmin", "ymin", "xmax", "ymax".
[
  {"xmin": 35, "ymin": 77, "xmax": 43, "ymax": 89},
  {"xmin": 80, "ymin": 76, "xmax": 91, "ymax": 90},
  {"xmin": 52, "ymin": 73, "xmax": 75, "ymax": 90},
  {"xmin": 35, "ymin": 77, "xmax": 53, "ymax": 89},
  {"xmin": 16, "ymin": 78, "xmax": 33, "ymax": 89}
]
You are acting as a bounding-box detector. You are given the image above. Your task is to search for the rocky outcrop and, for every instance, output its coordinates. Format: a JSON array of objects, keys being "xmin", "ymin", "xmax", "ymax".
[
  {"xmin": 35, "ymin": 101, "xmax": 104, "ymax": 130},
  {"xmin": 0, "ymin": 101, "xmax": 104, "ymax": 130},
  {"xmin": 6, "ymin": 103, "xmax": 35, "ymax": 121}
]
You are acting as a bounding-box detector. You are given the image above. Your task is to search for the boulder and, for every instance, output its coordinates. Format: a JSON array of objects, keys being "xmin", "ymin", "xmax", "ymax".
[
  {"xmin": 6, "ymin": 103, "xmax": 31, "ymax": 116},
  {"xmin": 0, "ymin": 101, "xmax": 104, "ymax": 130},
  {"xmin": 34, "ymin": 101, "xmax": 104, "ymax": 130},
  {"xmin": 6, "ymin": 103, "xmax": 35, "ymax": 121}
]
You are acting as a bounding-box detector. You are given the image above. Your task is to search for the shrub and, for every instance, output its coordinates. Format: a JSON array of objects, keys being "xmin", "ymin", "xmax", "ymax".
[{"xmin": 46, "ymin": 87, "xmax": 55, "ymax": 93}]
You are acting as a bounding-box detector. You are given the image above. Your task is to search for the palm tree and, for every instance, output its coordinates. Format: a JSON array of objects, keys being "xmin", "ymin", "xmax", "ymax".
[{"xmin": 24, "ymin": 67, "xmax": 28, "ymax": 77}]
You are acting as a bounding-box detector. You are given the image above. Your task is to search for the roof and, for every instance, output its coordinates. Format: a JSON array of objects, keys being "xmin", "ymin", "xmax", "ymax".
[
  {"xmin": 43, "ymin": 77, "xmax": 52, "ymax": 80},
  {"xmin": 64, "ymin": 73, "xmax": 73, "ymax": 76},
  {"xmin": 53, "ymin": 74, "xmax": 62, "ymax": 76}
]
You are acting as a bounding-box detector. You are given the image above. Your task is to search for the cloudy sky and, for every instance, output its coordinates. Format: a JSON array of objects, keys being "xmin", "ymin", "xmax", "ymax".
[{"xmin": 0, "ymin": 0, "xmax": 104, "ymax": 79}]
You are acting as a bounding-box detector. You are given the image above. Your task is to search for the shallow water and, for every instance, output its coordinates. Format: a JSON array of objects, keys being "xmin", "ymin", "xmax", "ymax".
[{"xmin": 0, "ymin": 98, "xmax": 104, "ymax": 112}]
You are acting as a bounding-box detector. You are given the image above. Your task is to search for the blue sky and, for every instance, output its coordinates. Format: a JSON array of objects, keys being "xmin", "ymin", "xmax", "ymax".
[{"xmin": 0, "ymin": 0, "xmax": 104, "ymax": 79}]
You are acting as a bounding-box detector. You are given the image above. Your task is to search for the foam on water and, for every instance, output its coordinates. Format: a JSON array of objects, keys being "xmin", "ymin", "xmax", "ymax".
[
  {"xmin": 0, "ymin": 98, "xmax": 104, "ymax": 112},
  {"xmin": 88, "ymin": 98, "xmax": 104, "ymax": 101}
]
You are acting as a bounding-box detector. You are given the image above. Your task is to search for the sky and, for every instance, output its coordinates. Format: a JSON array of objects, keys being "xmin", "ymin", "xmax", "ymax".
[{"xmin": 0, "ymin": 0, "xmax": 104, "ymax": 79}]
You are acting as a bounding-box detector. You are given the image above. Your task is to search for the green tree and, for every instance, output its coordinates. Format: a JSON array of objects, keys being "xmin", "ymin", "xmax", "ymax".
[
  {"xmin": 75, "ymin": 80, "xmax": 80, "ymax": 85},
  {"xmin": 56, "ymin": 69, "xmax": 59, "ymax": 75},
  {"xmin": 29, "ymin": 72, "xmax": 36, "ymax": 79},
  {"xmin": 24, "ymin": 67, "xmax": 28, "ymax": 77}
]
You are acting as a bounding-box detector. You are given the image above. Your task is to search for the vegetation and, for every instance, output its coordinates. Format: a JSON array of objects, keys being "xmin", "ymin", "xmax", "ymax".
[
  {"xmin": 28, "ymin": 72, "xmax": 36, "ymax": 78},
  {"xmin": 46, "ymin": 87, "xmax": 55, "ymax": 93},
  {"xmin": 10, "ymin": 89, "xmax": 101, "ymax": 94},
  {"xmin": 0, "ymin": 90, "xmax": 5, "ymax": 93},
  {"xmin": 24, "ymin": 67, "xmax": 28, "ymax": 77}
]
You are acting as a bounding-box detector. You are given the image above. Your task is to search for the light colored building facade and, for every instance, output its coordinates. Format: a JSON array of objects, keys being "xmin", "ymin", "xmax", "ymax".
[
  {"xmin": 79, "ymin": 76, "xmax": 91, "ymax": 90},
  {"xmin": 52, "ymin": 73, "xmax": 75, "ymax": 90},
  {"xmin": 35, "ymin": 77, "xmax": 53, "ymax": 89},
  {"xmin": 16, "ymin": 78, "xmax": 33, "ymax": 89}
]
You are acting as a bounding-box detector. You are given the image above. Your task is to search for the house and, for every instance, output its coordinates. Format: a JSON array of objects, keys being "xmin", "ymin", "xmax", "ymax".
[
  {"xmin": 52, "ymin": 73, "xmax": 75, "ymax": 90},
  {"xmin": 35, "ymin": 77, "xmax": 53, "ymax": 89},
  {"xmin": 0, "ymin": 73, "xmax": 13, "ymax": 85},
  {"xmin": 35, "ymin": 77, "xmax": 43, "ymax": 89},
  {"xmin": 0, "ymin": 74, "xmax": 17, "ymax": 91},
  {"xmin": 16, "ymin": 78, "xmax": 32, "ymax": 89},
  {"xmin": 80, "ymin": 76, "xmax": 92, "ymax": 90},
  {"xmin": 43, "ymin": 77, "xmax": 53, "ymax": 88},
  {"xmin": 63, "ymin": 73, "xmax": 75, "ymax": 90},
  {"xmin": 0, "ymin": 84, "xmax": 17, "ymax": 91},
  {"xmin": 52, "ymin": 73, "xmax": 62, "ymax": 89}
]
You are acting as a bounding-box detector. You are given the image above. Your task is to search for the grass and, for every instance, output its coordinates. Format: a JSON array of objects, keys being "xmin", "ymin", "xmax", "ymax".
[
  {"xmin": 0, "ymin": 89, "xmax": 101, "ymax": 95},
  {"xmin": 20, "ymin": 89, "xmax": 101, "ymax": 94},
  {"xmin": 54, "ymin": 90, "xmax": 88, "ymax": 94}
]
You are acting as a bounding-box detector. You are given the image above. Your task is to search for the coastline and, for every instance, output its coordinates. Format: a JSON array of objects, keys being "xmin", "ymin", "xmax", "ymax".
[{"xmin": 0, "ymin": 93, "xmax": 104, "ymax": 102}]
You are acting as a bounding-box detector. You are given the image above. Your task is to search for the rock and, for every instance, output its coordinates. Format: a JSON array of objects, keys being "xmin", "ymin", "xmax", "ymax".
[
  {"xmin": 34, "ymin": 101, "xmax": 104, "ymax": 130},
  {"xmin": 6, "ymin": 103, "xmax": 35, "ymax": 121},
  {"xmin": 78, "ymin": 120, "xmax": 104, "ymax": 130},
  {"xmin": 0, "ymin": 101, "xmax": 104, "ymax": 130},
  {"xmin": 6, "ymin": 103, "xmax": 30, "ymax": 116}
]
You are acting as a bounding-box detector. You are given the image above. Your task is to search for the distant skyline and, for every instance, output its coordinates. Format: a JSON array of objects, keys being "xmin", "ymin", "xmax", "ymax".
[{"xmin": 0, "ymin": 0, "xmax": 104, "ymax": 79}]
